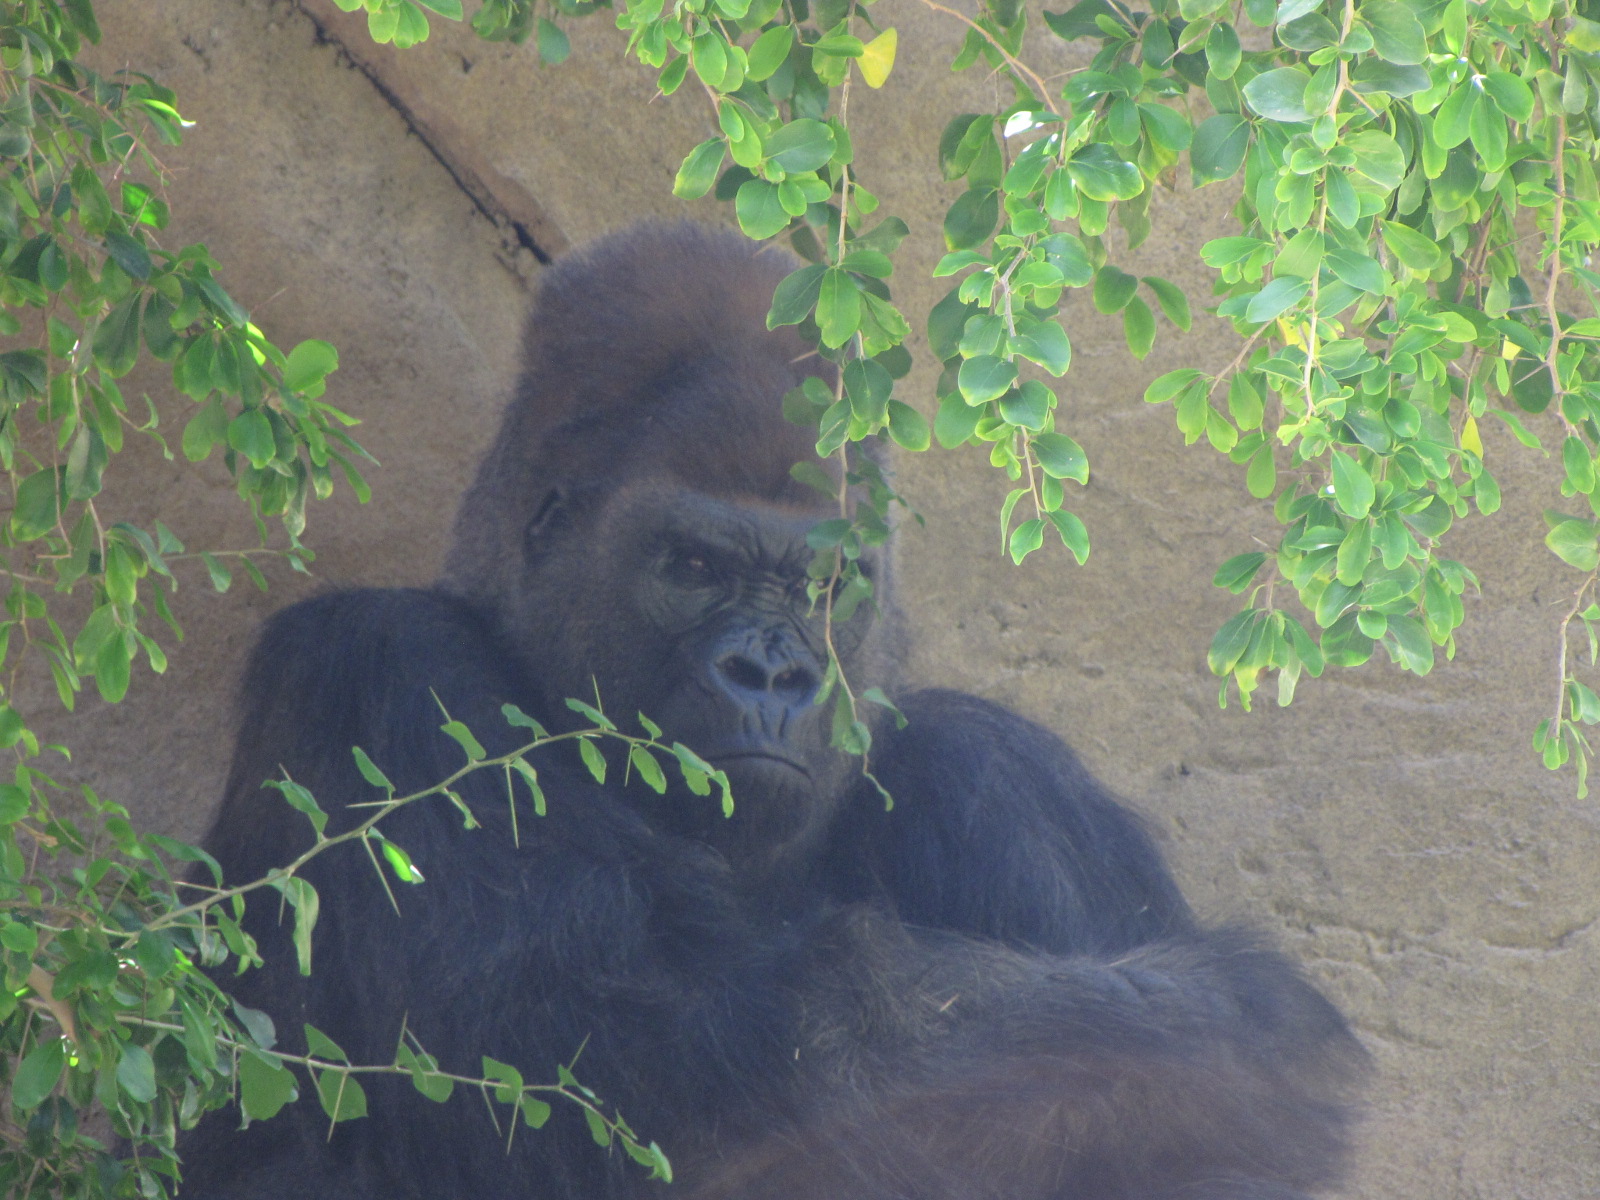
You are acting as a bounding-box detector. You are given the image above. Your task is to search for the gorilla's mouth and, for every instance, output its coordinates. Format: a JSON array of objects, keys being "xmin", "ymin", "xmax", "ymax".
[{"xmin": 709, "ymin": 750, "xmax": 812, "ymax": 780}]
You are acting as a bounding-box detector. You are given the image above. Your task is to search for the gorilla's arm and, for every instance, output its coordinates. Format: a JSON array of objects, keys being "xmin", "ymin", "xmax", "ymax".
[
  {"xmin": 773, "ymin": 687, "xmax": 1370, "ymax": 1200},
  {"xmin": 827, "ymin": 688, "xmax": 1193, "ymax": 955},
  {"xmin": 694, "ymin": 923, "xmax": 1366, "ymax": 1200},
  {"xmin": 189, "ymin": 590, "xmax": 817, "ymax": 1198}
]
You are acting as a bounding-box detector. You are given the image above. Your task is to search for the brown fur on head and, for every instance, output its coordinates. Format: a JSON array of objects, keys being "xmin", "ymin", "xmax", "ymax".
[{"xmin": 442, "ymin": 222, "xmax": 834, "ymax": 614}]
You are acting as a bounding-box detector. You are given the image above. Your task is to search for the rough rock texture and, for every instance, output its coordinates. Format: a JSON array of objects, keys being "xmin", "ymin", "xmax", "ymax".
[{"xmin": 50, "ymin": 1, "xmax": 1600, "ymax": 1196}]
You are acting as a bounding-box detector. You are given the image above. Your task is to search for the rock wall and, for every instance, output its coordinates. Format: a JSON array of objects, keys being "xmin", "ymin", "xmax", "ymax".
[{"xmin": 56, "ymin": 1, "xmax": 1600, "ymax": 1195}]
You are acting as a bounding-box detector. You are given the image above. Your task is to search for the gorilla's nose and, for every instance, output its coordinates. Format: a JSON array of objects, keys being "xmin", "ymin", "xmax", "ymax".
[{"xmin": 712, "ymin": 632, "xmax": 820, "ymax": 723}]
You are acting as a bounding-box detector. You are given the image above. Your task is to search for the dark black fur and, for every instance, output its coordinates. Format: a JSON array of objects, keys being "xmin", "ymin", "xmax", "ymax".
[{"xmin": 177, "ymin": 224, "xmax": 1366, "ymax": 1199}]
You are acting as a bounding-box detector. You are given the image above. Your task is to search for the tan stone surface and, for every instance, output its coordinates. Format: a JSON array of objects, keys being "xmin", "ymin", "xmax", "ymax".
[{"xmin": 49, "ymin": 1, "xmax": 1600, "ymax": 1195}]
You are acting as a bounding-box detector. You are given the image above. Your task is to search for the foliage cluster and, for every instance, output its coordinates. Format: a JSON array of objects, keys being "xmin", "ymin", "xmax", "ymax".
[
  {"xmin": 486, "ymin": 0, "xmax": 1600, "ymax": 777},
  {"xmin": 6, "ymin": 0, "xmax": 1600, "ymax": 1192},
  {"xmin": 354, "ymin": 0, "xmax": 1600, "ymax": 781},
  {"xmin": 0, "ymin": 3, "xmax": 682, "ymax": 1195}
]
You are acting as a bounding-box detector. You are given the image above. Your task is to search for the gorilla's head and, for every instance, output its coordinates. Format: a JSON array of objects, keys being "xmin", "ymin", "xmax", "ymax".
[{"xmin": 442, "ymin": 224, "xmax": 895, "ymax": 876}]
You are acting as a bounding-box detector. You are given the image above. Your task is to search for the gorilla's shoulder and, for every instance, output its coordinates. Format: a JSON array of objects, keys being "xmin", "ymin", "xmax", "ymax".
[
  {"xmin": 239, "ymin": 587, "xmax": 525, "ymax": 735},
  {"xmin": 250, "ymin": 588, "xmax": 499, "ymax": 677}
]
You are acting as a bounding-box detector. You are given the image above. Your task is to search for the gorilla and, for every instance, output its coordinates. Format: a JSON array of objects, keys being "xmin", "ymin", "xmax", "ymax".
[{"xmin": 177, "ymin": 223, "xmax": 1366, "ymax": 1199}]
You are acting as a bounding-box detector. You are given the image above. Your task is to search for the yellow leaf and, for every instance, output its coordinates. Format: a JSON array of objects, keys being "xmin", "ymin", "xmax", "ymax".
[
  {"xmin": 858, "ymin": 28, "xmax": 897, "ymax": 89},
  {"xmin": 1275, "ymin": 316, "xmax": 1303, "ymax": 348},
  {"xmin": 1461, "ymin": 414, "xmax": 1483, "ymax": 457},
  {"xmin": 1499, "ymin": 338, "xmax": 1519, "ymax": 360}
]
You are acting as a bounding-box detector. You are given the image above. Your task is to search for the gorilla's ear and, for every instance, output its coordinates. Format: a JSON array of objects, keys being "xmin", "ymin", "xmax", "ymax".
[{"xmin": 523, "ymin": 486, "xmax": 568, "ymax": 559}]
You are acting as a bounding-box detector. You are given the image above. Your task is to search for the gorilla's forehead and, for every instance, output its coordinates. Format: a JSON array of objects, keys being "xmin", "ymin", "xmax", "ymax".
[{"xmin": 609, "ymin": 482, "xmax": 831, "ymax": 569}]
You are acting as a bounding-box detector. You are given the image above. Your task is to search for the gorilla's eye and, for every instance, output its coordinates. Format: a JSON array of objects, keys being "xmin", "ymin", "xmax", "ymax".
[{"xmin": 664, "ymin": 548, "xmax": 719, "ymax": 587}]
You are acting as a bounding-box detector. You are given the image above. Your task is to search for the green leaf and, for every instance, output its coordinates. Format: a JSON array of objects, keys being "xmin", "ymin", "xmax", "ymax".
[
  {"xmin": 376, "ymin": 835, "xmax": 425, "ymax": 886},
  {"xmin": 1344, "ymin": 130, "xmax": 1405, "ymax": 190},
  {"xmin": 397, "ymin": 1044, "xmax": 454, "ymax": 1103},
  {"xmin": 1546, "ymin": 519, "xmax": 1600, "ymax": 571},
  {"xmin": 1276, "ymin": 0, "xmax": 1321, "ymax": 21},
  {"xmin": 1008, "ymin": 518, "xmax": 1045, "ymax": 564},
  {"xmin": 1191, "ymin": 114, "xmax": 1251, "ymax": 185},
  {"xmin": 1043, "ymin": 0, "xmax": 1131, "ymax": 39},
  {"xmin": 1047, "ymin": 510, "xmax": 1089, "ymax": 563},
  {"xmin": 1227, "ymin": 374, "xmax": 1263, "ymax": 429},
  {"xmin": 11, "ymin": 1038, "xmax": 66, "ymax": 1109},
  {"xmin": 1065, "ymin": 144, "xmax": 1142, "ymax": 201},
  {"xmin": 812, "ymin": 33, "xmax": 864, "ymax": 55},
  {"xmin": 315, "ymin": 1070, "xmax": 368, "ymax": 1122},
  {"xmin": 1350, "ymin": 59, "xmax": 1429, "ymax": 96},
  {"xmin": 578, "ymin": 737, "xmax": 607, "ymax": 783},
  {"xmin": 1468, "ymin": 90, "xmax": 1507, "ymax": 169},
  {"xmin": 92, "ymin": 294, "xmax": 143, "ymax": 377},
  {"xmin": 282, "ymin": 877, "xmax": 320, "ymax": 975},
  {"xmin": 1244, "ymin": 277, "xmax": 1310, "ymax": 323},
  {"xmin": 228, "ymin": 409, "xmax": 276, "ymax": 468},
  {"xmin": 1432, "ymin": 85, "xmax": 1477, "ymax": 149},
  {"xmin": 746, "ymin": 26, "xmax": 794, "ymax": 80},
  {"xmin": 766, "ymin": 120, "xmax": 835, "ymax": 172},
  {"xmin": 935, "ymin": 392, "xmax": 983, "ymax": 447},
  {"xmin": 886, "ymin": 399, "xmax": 930, "ymax": 450},
  {"xmin": 116, "ymin": 1044, "xmax": 158, "ymax": 1103},
  {"xmin": 536, "ymin": 17, "xmax": 570, "ymax": 64},
  {"xmin": 481, "ymin": 1055, "xmax": 524, "ymax": 1105},
  {"xmin": 1208, "ymin": 610, "xmax": 1258, "ymax": 675},
  {"xmin": 1362, "ymin": 0, "xmax": 1426, "ymax": 63},
  {"xmin": 958, "ymin": 355, "xmax": 1017, "ymax": 405},
  {"xmin": 1243, "ymin": 67, "xmax": 1312, "ymax": 122},
  {"xmin": 1204, "ymin": 22, "xmax": 1242, "ymax": 78},
  {"xmin": 11, "ymin": 467, "xmax": 63, "ymax": 541},
  {"xmin": 1564, "ymin": 436, "xmax": 1595, "ymax": 494},
  {"xmin": 1382, "ymin": 222, "xmax": 1442, "ymax": 271},
  {"xmin": 1138, "ymin": 103, "xmax": 1192, "ymax": 152},
  {"xmin": 1145, "ymin": 368, "xmax": 1205, "ymax": 405},
  {"xmin": 1123, "ymin": 297, "xmax": 1156, "ymax": 359},
  {"xmin": 1093, "ymin": 265, "xmax": 1138, "ymax": 313},
  {"xmin": 768, "ymin": 264, "xmax": 826, "ymax": 328},
  {"xmin": 239, "ymin": 1052, "xmax": 298, "ymax": 1122},
  {"xmin": 440, "ymin": 719, "xmax": 486, "ymax": 762},
  {"xmin": 943, "ymin": 187, "xmax": 999, "ymax": 250},
  {"xmin": 304, "ymin": 1026, "xmax": 348, "ymax": 1063},
  {"xmin": 104, "ymin": 231, "xmax": 152, "ymax": 280},
  {"xmin": 1386, "ymin": 613, "xmax": 1434, "ymax": 674},
  {"xmin": 283, "ymin": 339, "xmax": 339, "ymax": 392},
  {"xmin": 1013, "ymin": 321, "xmax": 1072, "ymax": 375},
  {"xmin": 1246, "ymin": 445, "xmax": 1277, "ymax": 498},
  {"xmin": 1033, "ymin": 432, "xmax": 1088, "ymax": 483},
  {"xmin": 1482, "ymin": 71, "xmax": 1534, "ymax": 122},
  {"xmin": 1325, "ymin": 248, "xmax": 1386, "ymax": 294},
  {"xmin": 734, "ymin": 179, "xmax": 790, "ymax": 240},
  {"xmin": 1142, "ymin": 276, "xmax": 1192, "ymax": 330},
  {"xmin": 1000, "ymin": 381, "xmax": 1051, "ymax": 430},
  {"xmin": 1214, "ymin": 551, "xmax": 1266, "ymax": 592},
  {"xmin": 816, "ymin": 269, "xmax": 861, "ymax": 349},
  {"xmin": 352, "ymin": 746, "xmax": 394, "ymax": 793},
  {"xmin": 1336, "ymin": 520, "xmax": 1373, "ymax": 586},
  {"xmin": 274, "ymin": 780, "xmax": 328, "ymax": 837},
  {"xmin": 844, "ymin": 357, "xmax": 892, "ymax": 422},
  {"xmin": 626, "ymin": 744, "xmax": 667, "ymax": 793},
  {"xmin": 1330, "ymin": 451, "xmax": 1375, "ymax": 518},
  {"xmin": 691, "ymin": 32, "xmax": 729, "ymax": 87}
]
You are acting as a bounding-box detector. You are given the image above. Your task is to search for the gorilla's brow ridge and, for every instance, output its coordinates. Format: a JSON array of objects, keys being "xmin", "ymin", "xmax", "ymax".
[{"xmin": 637, "ymin": 487, "xmax": 825, "ymax": 576}]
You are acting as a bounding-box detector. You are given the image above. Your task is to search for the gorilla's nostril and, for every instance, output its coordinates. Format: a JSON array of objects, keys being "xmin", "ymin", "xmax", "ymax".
[
  {"xmin": 718, "ymin": 654, "xmax": 771, "ymax": 693},
  {"xmin": 772, "ymin": 666, "xmax": 814, "ymax": 697}
]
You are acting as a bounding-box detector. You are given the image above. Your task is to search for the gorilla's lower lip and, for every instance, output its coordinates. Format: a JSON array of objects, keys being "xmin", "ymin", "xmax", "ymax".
[{"xmin": 709, "ymin": 751, "xmax": 811, "ymax": 778}]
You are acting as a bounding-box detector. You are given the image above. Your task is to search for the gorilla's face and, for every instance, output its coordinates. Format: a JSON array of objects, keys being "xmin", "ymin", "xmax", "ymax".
[{"xmin": 517, "ymin": 479, "xmax": 882, "ymax": 874}]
